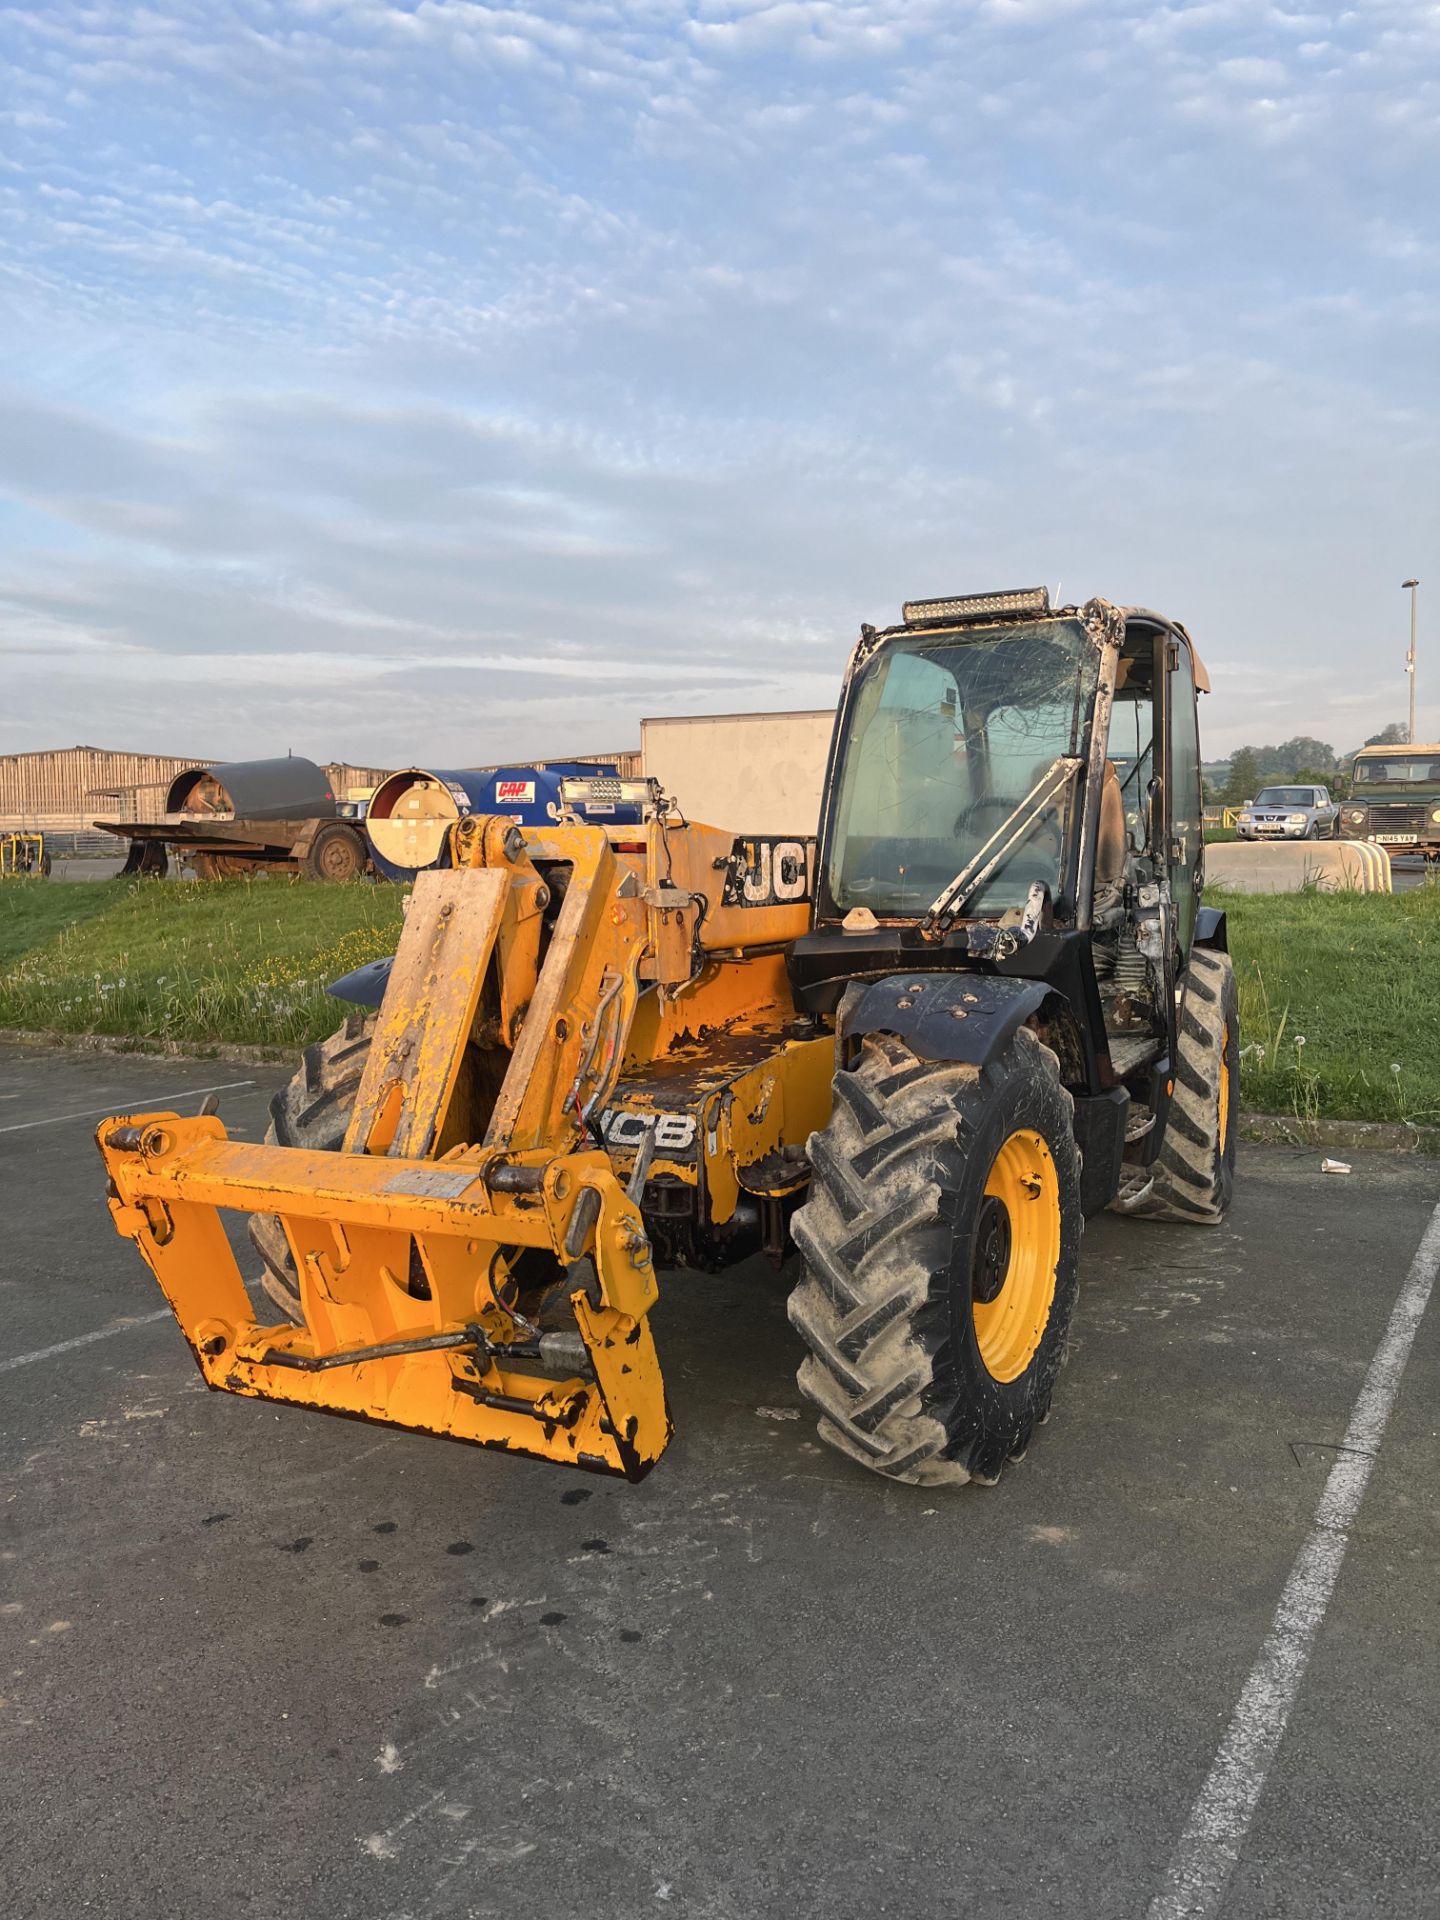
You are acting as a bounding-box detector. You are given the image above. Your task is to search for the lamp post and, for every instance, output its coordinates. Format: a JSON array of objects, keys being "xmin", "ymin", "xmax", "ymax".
[{"xmin": 1403, "ymin": 579, "xmax": 1419, "ymax": 744}]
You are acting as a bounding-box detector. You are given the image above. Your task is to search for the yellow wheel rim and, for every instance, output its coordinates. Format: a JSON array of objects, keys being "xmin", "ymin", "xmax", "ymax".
[
  {"xmin": 1218, "ymin": 1022, "xmax": 1232, "ymax": 1155},
  {"xmin": 971, "ymin": 1128, "xmax": 1061, "ymax": 1383}
]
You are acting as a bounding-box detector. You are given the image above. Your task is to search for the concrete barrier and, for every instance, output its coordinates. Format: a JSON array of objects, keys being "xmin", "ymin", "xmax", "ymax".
[{"xmin": 1205, "ymin": 840, "xmax": 1392, "ymax": 894}]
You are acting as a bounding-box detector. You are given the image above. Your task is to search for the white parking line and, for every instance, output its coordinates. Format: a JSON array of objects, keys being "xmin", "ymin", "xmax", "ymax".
[
  {"xmin": 0, "ymin": 1080, "xmax": 255, "ymax": 1135},
  {"xmin": 1148, "ymin": 1193, "xmax": 1440, "ymax": 1920},
  {"xmin": 0, "ymin": 1310, "xmax": 172, "ymax": 1374}
]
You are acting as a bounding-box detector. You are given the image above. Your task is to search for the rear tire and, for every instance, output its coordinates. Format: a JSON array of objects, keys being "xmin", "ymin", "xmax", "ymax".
[
  {"xmin": 788, "ymin": 1025, "xmax": 1082, "ymax": 1488},
  {"xmin": 1114, "ymin": 947, "xmax": 1238, "ymax": 1225},
  {"xmin": 303, "ymin": 823, "xmax": 366, "ymax": 883},
  {"xmin": 249, "ymin": 1013, "xmax": 374, "ymax": 1319}
]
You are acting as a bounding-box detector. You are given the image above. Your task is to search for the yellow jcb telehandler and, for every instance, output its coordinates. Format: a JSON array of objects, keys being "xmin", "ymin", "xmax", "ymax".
[{"xmin": 97, "ymin": 589, "xmax": 1237, "ymax": 1488}]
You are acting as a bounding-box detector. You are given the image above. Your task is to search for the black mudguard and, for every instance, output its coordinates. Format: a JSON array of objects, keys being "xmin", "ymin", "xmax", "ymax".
[
  {"xmin": 328, "ymin": 955, "xmax": 394, "ymax": 1007},
  {"xmin": 837, "ymin": 972, "xmax": 1051, "ymax": 1073},
  {"xmin": 838, "ymin": 971, "xmax": 1129, "ymax": 1213},
  {"xmin": 1194, "ymin": 906, "xmax": 1228, "ymax": 952}
]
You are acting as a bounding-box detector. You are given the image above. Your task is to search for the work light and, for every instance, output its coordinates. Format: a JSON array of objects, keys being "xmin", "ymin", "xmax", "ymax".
[{"xmin": 902, "ymin": 586, "xmax": 1052, "ymax": 626}]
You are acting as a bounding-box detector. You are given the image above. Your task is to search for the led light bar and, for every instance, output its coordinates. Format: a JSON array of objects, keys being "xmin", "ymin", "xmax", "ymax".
[
  {"xmin": 902, "ymin": 586, "xmax": 1051, "ymax": 626},
  {"xmin": 556, "ymin": 774, "xmax": 664, "ymax": 818}
]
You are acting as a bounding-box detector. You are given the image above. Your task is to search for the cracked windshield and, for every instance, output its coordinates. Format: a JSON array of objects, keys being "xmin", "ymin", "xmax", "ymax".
[{"xmin": 828, "ymin": 620, "xmax": 1100, "ymax": 917}]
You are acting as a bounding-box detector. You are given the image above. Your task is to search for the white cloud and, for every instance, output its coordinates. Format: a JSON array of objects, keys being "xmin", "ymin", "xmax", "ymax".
[{"xmin": 0, "ymin": 0, "xmax": 1435, "ymax": 765}]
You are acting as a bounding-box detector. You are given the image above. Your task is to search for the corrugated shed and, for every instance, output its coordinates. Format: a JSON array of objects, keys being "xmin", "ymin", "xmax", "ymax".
[
  {"xmin": 0, "ymin": 746, "xmax": 397, "ymax": 832},
  {"xmin": 0, "ymin": 746, "xmax": 211, "ymax": 827},
  {"xmin": 463, "ymin": 750, "xmax": 643, "ymax": 780},
  {"xmin": 0, "ymin": 743, "xmax": 633, "ymax": 830},
  {"xmin": 579, "ymin": 749, "xmax": 642, "ymax": 778},
  {"xmin": 325, "ymin": 763, "xmax": 395, "ymax": 800}
]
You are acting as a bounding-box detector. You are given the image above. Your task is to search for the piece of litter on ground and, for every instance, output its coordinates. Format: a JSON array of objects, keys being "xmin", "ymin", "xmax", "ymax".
[
  {"xmin": 1321, "ymin": 1158, "xmax": 1352, "ymax": 1176},
  {"xmin": 754, "ymin": 1405, "xmax": 801, "ymax": 1421}
]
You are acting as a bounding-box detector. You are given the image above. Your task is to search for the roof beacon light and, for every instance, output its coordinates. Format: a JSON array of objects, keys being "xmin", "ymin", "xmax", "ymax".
[{"xmin": 902, "ymin": 586, "xmax": 1051, "ymax": 627}]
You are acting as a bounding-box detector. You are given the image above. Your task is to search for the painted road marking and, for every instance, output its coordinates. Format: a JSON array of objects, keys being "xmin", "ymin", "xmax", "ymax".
[
  {"xmin": 0, "ymin": 1080, "xmax": 255, "ymax": 1135},
  {"xmin": 1148, "ymin": 1193, "xmax": 1440, "ymax": 1919},
  {"xmin": 0, "ymin": 1310, "xmax": 172, "ymax": 1374}
]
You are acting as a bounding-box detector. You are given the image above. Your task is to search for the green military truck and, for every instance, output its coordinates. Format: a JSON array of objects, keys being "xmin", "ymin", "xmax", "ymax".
[{"xmin": 1340, "ymin": 744, "xmax": 1440, "ymax": 857}]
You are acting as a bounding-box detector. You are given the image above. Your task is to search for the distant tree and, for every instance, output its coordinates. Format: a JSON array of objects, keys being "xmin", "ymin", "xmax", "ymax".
[
  {"xmin": 1272, "ymin": 735, "xmax": 1336, "ymax": 774},
  {"xmin": 1364, "ymin": 721, "xmax": 1408, "ymax": 748},
  {"xmin": 1226, "ymin": 746, "xmax": 1262, "ymax": 805}
]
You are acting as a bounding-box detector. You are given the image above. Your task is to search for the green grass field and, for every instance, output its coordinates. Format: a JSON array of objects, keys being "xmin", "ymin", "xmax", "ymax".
[
  {"xmin": 0, "ymin": 876, "xmax": 405, "ymax": 1050},
  {"xmin": 3, "ymin": 873, "xmax": 1439, "ymax": 1124},
  {"xmin": 1215, "ymin": 885, "xmax": 1440, "ymax": 1127}
]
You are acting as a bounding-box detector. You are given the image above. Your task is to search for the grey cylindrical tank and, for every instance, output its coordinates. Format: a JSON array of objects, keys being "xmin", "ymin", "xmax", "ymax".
[{"xmin": 165, "ymin": 758, "xmax": 337, "ymax": 821}]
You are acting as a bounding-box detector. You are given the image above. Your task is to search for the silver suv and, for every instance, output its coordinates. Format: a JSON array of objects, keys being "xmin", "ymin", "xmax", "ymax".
[{"xmin": 1234, "ymin": 784, "xmax": 1340, "ymax": 840}]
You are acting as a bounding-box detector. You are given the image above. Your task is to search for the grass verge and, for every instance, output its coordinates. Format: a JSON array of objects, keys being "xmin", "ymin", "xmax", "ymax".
[
  {"xmin": 0, "ymin": 877, "xmax": 405, "ymax": 1049},
  {"xmin": 1217, "ymin": 885, "xmax": 1440, "ymax": 1126},
  {"xmin": 3, "ymin": 875, "xmax": 1438, "ymax": 1128}
]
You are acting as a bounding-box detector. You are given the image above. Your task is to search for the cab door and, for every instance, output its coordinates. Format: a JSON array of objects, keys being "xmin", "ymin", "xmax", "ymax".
[{"xmin": 1164, "ymin": 636, "xmax": 1202, "ymax": 955}]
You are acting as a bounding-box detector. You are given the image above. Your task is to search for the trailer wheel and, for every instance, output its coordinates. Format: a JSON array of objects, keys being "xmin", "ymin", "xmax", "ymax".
[
  {"xmin": 788, "ymin": 1025, "xmax": 1082, "ymax": 1488},
  {"xmin": 303, "ymin": 823, "xmax": 366, "ymax": 883},
  {"xmin": 1113, "ymin": 948, "xmax": 1238, "ymax": 1225},
  {"xmin": 249, "ymin": 1013, "xmax": 374, "ymax": 1319}
]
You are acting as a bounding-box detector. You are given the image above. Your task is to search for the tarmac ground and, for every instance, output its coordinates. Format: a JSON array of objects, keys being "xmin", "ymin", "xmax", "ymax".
[{"xmin": 2, "ymin": 1041, "xmax": 1438, "ymax": 1919}]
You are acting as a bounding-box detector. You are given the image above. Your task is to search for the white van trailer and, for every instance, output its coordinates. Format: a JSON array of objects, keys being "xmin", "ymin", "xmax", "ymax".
[{"xmin": 641, "ymin": 709, "xmax": 833, "ymax": 836}]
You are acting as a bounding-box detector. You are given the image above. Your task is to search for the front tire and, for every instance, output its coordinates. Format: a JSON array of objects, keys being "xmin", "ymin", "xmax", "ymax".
[
  {"xmin": 788, "ymin": 1026, "xmax": 1082, "ymax": 1488},
  {"xmin": 249, "ymin": 1013, "xmax": 374, "ymax": 1318}
]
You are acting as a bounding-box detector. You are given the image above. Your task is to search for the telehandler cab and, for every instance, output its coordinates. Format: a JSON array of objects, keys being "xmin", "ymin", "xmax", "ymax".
[{"xmin": 97, "ymin": 589, "xmax": 1236, "ymax": 1488}]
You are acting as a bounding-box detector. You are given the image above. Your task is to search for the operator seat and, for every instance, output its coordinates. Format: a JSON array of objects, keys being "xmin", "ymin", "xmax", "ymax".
[{"xmin": 1096, "ymin": 761, "xmax": 1127, "ymax": 888}]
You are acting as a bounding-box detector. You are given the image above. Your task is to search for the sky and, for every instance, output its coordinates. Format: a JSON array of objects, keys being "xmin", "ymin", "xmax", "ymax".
[{"xmin": 1, "ymin": 1, "xmax": 1436, "ymax": 770}]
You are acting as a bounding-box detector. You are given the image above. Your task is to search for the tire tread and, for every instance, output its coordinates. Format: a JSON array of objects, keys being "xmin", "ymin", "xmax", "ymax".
[
  {"xmin": 1115, "ymin": 947, "xmax": 1237, "ymax": 1225},
  {"xmin": 788, "ymin": 1027, "xmax": 1081, "ymax": 1488}
]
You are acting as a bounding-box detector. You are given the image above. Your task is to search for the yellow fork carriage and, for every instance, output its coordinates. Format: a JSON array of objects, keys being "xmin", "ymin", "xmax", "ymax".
[{"xmin": 97, "ymin": 808, "xmax": 829, "ymax": 1480}]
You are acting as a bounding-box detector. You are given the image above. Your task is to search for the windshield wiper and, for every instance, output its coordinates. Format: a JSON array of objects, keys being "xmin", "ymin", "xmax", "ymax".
[{"xmin": 919, "ymin": 756, "xmax": 1079, "ymax": 942}]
